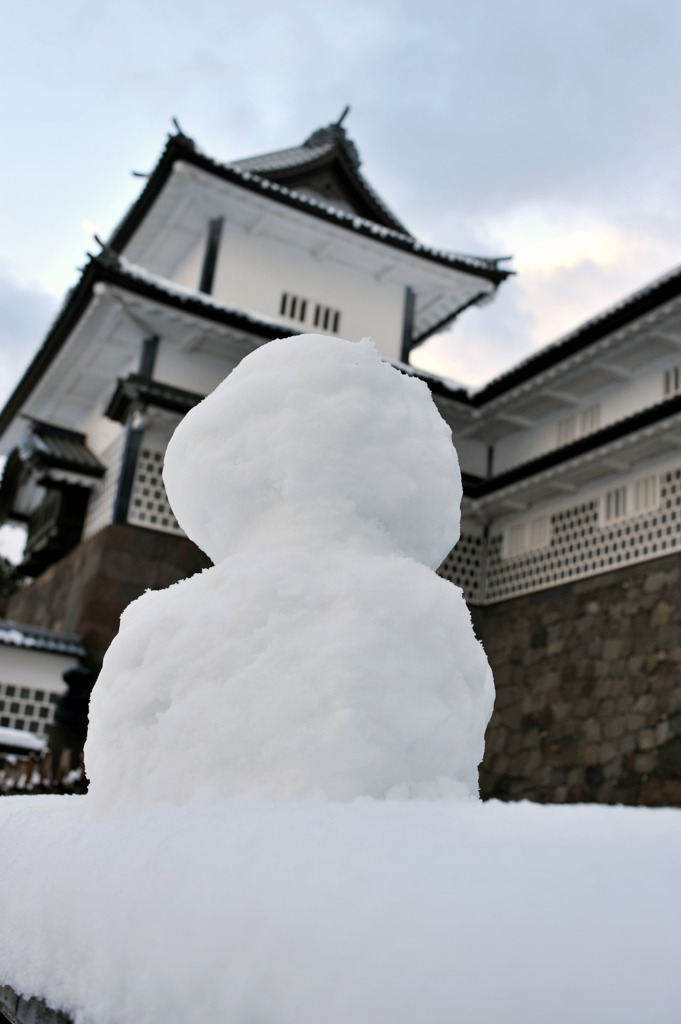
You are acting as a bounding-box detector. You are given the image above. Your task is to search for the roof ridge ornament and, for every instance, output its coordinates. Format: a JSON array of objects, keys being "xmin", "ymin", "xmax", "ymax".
[
  {"xmin": 169, "ymin": 116, "xmax": 196, "ymax": 150},
  {"xmin": 334, "ymin": 104, "xmax": 351, "ymax": 127},
  {"xmin": 303, "ymin": 106, "xmax": 360, "ymax": 168},
  {"xmin": 93, "ymin": 235, "xmax": 121, "ymax": 270}
]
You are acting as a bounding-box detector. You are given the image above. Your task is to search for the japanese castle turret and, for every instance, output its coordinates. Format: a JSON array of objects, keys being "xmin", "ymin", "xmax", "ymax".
[{"xmin": 1, "ymin": 116, "xmax": 680, "ymax": 807}]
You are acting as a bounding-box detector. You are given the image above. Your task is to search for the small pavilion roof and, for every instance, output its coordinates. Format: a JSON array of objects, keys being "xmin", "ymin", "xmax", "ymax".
[
  {"xmin": 108, "ymin": 130, "xmax": 511, "ymax": 287},
  {"xmin": 230, "ymin": 120, "xmax": 411, "ymax": 235}
]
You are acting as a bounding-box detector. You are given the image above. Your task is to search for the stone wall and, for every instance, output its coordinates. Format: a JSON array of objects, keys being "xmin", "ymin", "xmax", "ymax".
[
  {"xmin": 474, "ymin": 551, "xmax": 681, "ymax": 807},
  {"xmin": 7, "ymin": 525, "xmax": 210, "ymax": 669}
]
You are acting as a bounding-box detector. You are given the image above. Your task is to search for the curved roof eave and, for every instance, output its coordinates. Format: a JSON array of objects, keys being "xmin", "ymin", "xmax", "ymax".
[
  {"xmin": 108, "ymin": 134, "xmax": 512, "ymax": 287},
  {"xmin": 0, "ymin": 253, "xmax": 297, "ymax": 443}
]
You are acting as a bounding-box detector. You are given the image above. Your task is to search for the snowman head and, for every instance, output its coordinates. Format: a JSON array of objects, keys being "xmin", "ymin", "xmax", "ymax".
[{"xmin": 163, "ymin": 335, "xmax": 461, "ymax": 567}]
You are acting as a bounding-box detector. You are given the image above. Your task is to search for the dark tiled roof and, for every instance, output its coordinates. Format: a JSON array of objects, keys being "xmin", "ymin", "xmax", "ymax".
[
  {"xmin": 21, "ymin": 419, "xmax": 105, "ymax": 477},
  {"xmin": 230, "ymin": 122, "xmax": 410, "ymax": 236},
  {"xmin": 108, "ymin": 133, "xmax": 511, "ymax": 286},
  {"xmin": 0, "ymin": 619, "xmax": 86, "ymax": 657},
  {"xmin": 474, "ymin": 263, "xmax": 681, "ymax": 404},
  {"xmin": 463, "ymin": 391, "xmax": 681, "ymax": 498},
  {"xmin": 105, "ymin": 374, "xmax": 204, "ymax": 422},
  {"xmin": 0, "ymin": 255, "xmax": 298, "ymax": 443}
]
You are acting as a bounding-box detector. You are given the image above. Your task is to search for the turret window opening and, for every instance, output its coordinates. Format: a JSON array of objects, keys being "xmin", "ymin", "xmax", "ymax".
[
  {"xmin": 313, "ymin": 303, "xmax": 341, "ymax": 333},
  {"xmin": 280, "ymin": 292, "xmax": 341, "ymax": 334},
  {"xmin": 280, "ymin": 292, "xmax": 307, "ymax": 323}
]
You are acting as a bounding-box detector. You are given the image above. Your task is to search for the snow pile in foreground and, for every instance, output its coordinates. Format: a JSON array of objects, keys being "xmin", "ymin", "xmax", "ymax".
[
  {"xmin": 0, "ymin": 796, "xmax": 679, "ymax": 1024},
  {"xmin": 84, "ymin": 335, "xmax": 493, "ymax": 808},
  {"xmin": 3, "ymin": 334, "xmax": 677, "ymax": 1024}
]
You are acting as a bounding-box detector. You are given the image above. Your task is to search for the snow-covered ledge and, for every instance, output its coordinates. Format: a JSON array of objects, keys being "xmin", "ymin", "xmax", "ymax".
[{"xmin": 1, "ymin": 337, "xmax": 679, "ymax": 1024}]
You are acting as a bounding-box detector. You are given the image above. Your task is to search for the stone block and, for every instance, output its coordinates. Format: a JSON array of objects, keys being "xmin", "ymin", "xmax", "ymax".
[
  {"xmin": 627, "ymin": 655, "xmax": 644, "ymax": 675},
  {"xmin": 614, "ymin": 695, "xmax": 633, "ymax": 716},
  {"xmin": 603, "ymin": 638, "xmax": 623, "ymax": 660},
  {"xmin": 551, "ymin": 702, "xmax": 571, "ymax": 722},
  {"xmin": 583, "ymin": 743, "xmax": 601, "ymax": 766},
  {"xmin": 619, "ymin": 734, "xmax": 636, "ymax": 754},
  {"xmin": 585, "ymin": 764, "xmax": 604, "ymax": 786},
  {"xmin": 583, "ymin": 719, "xmax": 601, "ymax": 742},
  {"xmin": 651, "ymin": 662, "xmax": 679, "ymax": 693},
  {"xmin": 656, "ymin": 721, "xmax": 672, "ymax": 745},
  {"xmin": 521, "ymin": 728, "xmax": 541, "ymax": 751},
  {"xmin": 603, "ymin": 717, "xmax": 625, "ymax": 740},
  {"xmin": 634, "ymin": 752, "xmax": 656, "ymax": 774},
  {"xmin": 658, "ymin": 738, "xmax": 681, "ymax": 777},
  {"xmin": 603, "ymin": 757, "xmax": 622, "ymax": 780},
  {"xmin": 666, "ymin": 690, "xmax": 681, "ymax": 715},
  {"xmin": 638, "ymin": 730, "xmax": 656, "ymax": 751},
  {"xmin": 611, "ymin": 678, "xmax": 631, "ymax": 698},
  {"xmin": 633, "ymin": 694, "xmax": 656, "ymax": 713},
  {"xmin": 524, "ymin": 749, "xmax": 543, "ymax": 776},
  {"xmin": 651, "ymin": 600, "xmax": 672, "ymax": 627},
  {"xmin": 500, "ymin": 707, "xmax": 522, "ymax": 732},
  {"xmin": 644, "ymin": 571, "xmax": 667, "ymax": 592}
]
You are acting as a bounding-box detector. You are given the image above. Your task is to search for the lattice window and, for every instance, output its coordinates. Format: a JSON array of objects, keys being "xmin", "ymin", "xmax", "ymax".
[
  {"xmin": 633, "ymin": 474, "xmax": 659, "ymax": 514},
  {"xmin": 438, "ymin": 530, "xmax": 484, "ymax": 604},
  {"xmin": 601, "ymin": 474, "xmax": 660, "ymax": 525},
  {"xmin": 664, "ymin": 364, "xmax": 681, "ymax": 397},
  {"xmin": 502, "ymin": 515, "xmax": 550, "ymax": 559},
  {"xmin": 486, "ymin": 464, "xmax": 681, "ymax": 603},
  {"xmin": 0, "ymin": 681, "xmax": 59, "ymax": 736},
  {"xmin": 602, "ymin": 486, "xmax": 627, "ymax": 523},
  {"xmin": 83, "ymin": 432, "xmax": 126, "ymax": 540},
  {"xmin": 556, "ymin": 403, "xmax": 600, "ymax": 447},
  {"xmin": 127, "ymin": 446, "xmax": 183, "ymax": 536}
]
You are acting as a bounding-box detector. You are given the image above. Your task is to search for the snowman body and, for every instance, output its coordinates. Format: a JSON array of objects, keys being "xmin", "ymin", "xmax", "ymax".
[{"xmin": 84, "ymin": 335, "xmax": 494, "ymax": 809}]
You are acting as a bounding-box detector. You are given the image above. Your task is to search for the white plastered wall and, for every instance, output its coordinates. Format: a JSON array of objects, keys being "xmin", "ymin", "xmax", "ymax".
[
  {"xmin": 494, "ymin": 355, "xmax": 678, "ymax": 475},
  {"xmin": 0, "ymin": 647, "xmax": 71, "ymax": 693},
  {"xmin": 208, "ymin": 226, "xmax": 405, "ymax": 361}
]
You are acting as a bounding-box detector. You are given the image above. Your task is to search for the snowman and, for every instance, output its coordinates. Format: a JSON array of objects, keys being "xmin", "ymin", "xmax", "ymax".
[{"xmin": 84, "ymin": 335, "xmax": 494, "ymax": 809}]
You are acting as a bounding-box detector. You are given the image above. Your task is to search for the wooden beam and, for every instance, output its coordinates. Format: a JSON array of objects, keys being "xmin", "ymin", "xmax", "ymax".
[
  {"xmin": 400, "ymin": 286, "xmax": 415, "ymax": 363},
  {"xmin": 198, "ymin": 216, "xmax": 224, "ymax": 295}
]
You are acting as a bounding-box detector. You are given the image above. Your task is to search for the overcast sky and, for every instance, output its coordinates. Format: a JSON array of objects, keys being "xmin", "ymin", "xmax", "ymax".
[{"xmin": 2, "ymin": 0, "xmax": 681, "ymax": 404}]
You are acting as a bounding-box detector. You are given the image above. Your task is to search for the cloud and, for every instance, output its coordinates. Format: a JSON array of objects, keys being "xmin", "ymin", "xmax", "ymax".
[
  {"xmin": 0, "ymin": 264, "xmax": 59, "ymax": 411},
  {"xmin": 413, "ymin": 220, "xmax": 681, "ymax": 388},
  {"xmin": 2, "ymin": 0, "xmax": 681, "ymax": 386}
]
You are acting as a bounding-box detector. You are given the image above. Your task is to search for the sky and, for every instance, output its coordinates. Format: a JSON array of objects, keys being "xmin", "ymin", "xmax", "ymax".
[
  {"xmin": 1, "ymin": 0, "xmax": 680, "ymax": 861},
  {"xmin": 2, "ymin": 1, "xmax": 681, "ymax": 402}
]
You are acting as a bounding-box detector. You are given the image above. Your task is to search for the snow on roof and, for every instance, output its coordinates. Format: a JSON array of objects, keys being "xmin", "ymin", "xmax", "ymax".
[
  {"xmin": 229, "ymin": 124, "xmax": 410, "ymax": 237},
  {"xmin": 115, "ymin": 256, "xmax": 299, "ymax": 334},
  {"xmin": 230, "ymin": 140, "xmax": 336, "ymax": 175},
  {"xmin": 0, "ymin": 620, "xmax": 86, "ymax": 657},
  {"xmin": 390, "ymin": 358, "xmax": 470, "ymax": 399},
  {"xmin": 228, "ymin": 162, "xmax": 504, "ymax": 274},
  {"xmin": 475, "ymin": 260, "xmax": 681, "ymax": 402},
  {"xmin": 21, "ymin": 419, "xmax": 105, "ymax": 477},
  {"xmin": 0, "ymin": 726, "xmax": 47, "ymax": 752}
]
